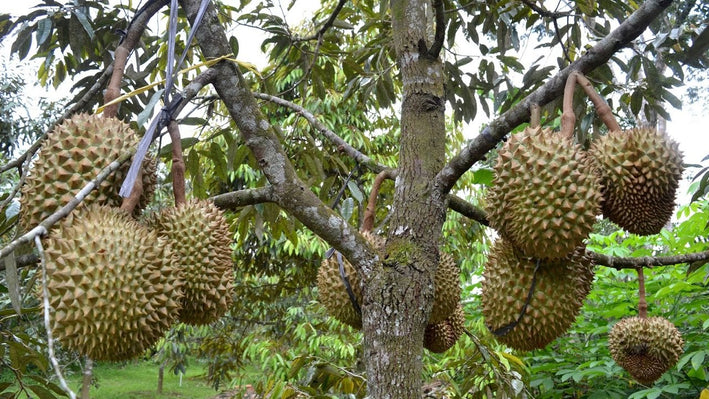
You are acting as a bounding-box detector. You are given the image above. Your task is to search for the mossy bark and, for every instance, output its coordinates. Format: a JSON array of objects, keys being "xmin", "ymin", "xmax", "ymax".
[{"xmin": 361, "ymin": 0, "xmax": 447, "ymax": 397}]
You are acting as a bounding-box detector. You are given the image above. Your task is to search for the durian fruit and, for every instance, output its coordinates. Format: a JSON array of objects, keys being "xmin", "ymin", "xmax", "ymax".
[
  {"xmin": 317, "ymin": 232, "xmax": 385, "ymax": 329},
  {"xmin": 150, "ymin": 200, "xmax": 234, "ymax": 325},
  {"xmin": 482, "ymin": 239, "xmax": 594, "ymax": 351},
  {"xmin": 608, "ymin": 316, "xmax": 684, "ymax": 385},
  {"xmin": 589, "ymin": 128, "xmax": 683, "ymax": 235},
  {"xmin": 44, "ymin": 205, "xmax": 182, "ymax": 361},
  {"xmin": 424, "ymin": 304, "xmax": 465, "ymax": 353},
  {"xmin": 486, "ymin": 126, "xmax": 601, "ymax": 259},
  {"xmin": 19, "ymin": 113, "xmax": 157, "ymax": 232},
  {"xmin": 317, "ymin": 233, "xmax": 461, "ymax": 328}
]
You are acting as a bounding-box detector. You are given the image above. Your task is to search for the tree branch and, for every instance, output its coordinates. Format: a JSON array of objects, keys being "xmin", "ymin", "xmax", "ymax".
[
  {"xmin": 427, "ymin": 0, "xmax": 446, "ymax": 59},
  {"xmin": 252, "ymin": 92, "xmax": 387, "ymax": 173},
  {"xmin": 448, "ymin": 194, "xmax": 489, "ymax": 226},
  {"xmin": 179, "ymin": 0, "xmax": 379, "ymax": 275},
  {"xmin": 589, "ymin": 249, "xmax": 709, "ymax": 270},
  {"xmin": 0, "ymin": 150, "xmax": 135, "ymax": 260},
  {"xmin": 293, "ymin": 0, "xmax": 349, "ymax": 42},
  {"xmin": 211, "ymin": 187, "xmax": 277, "ymax": 209},
  {"xmin": 436, "ymin": 0, "xmax": 674, "ymax": 193}
]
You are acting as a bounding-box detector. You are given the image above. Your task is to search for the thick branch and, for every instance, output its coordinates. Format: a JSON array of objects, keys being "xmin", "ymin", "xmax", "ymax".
[
  {"xmin": 448, "ymin": 194, "xmax": 489, "ymax": 226},
  {"xmin": 428, "ymin": 0, "xmax": 446, "ymax": 58},
  {"xmin": 211, "ymin": 187, "xmax": 276, "ymax": 209},
  {"xmin": 180, "ymin": 0, "xmax": 378, "ymax": 274},
  {"xmin": 252, "ymin": 92, "xmax": 386, "ymax": 173},
  {"xmin": 436, "ymin": 0, "xmax": 674, "ymax": 193}
]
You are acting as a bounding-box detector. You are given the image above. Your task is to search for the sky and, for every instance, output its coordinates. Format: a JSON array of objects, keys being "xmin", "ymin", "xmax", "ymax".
[{"xmin": 1, "ymin": 0, "xmax": 708, "ymax": 201}]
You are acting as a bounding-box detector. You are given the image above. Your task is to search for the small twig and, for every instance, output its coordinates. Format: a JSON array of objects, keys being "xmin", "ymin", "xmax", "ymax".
[
  {"xmin": 37, "ymin": 235, "xmax": 77, "ymax": 399},
  {"xmin": 0, "ymin": 150, "xmax": 135, "ymax": 260},
  {"xmin": 252, "ymin": 92, "xmax": 386, "ymax": 173},
  {"xmin": 168, "ymin": 120, "xmax": 186, "ymax": 205},
  {"xmin": 553, "ymin": 18, "xmax": 572, "ymax": 64},
  {"xmin": 362, "ymin": 169, "xmax": 396, "ymax": 232},
  {"xmin": 637, "ymin": 267, "xmax": 647, "ymax": 318},
  {"xmin": 293, "ymin": 0, "xmax": 349, "ymax": 42}
]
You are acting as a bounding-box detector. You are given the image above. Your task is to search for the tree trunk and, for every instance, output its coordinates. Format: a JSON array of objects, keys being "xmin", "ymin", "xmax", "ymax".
[
  {"xmin": 157, "ymin": 358, "xmax": 169, "ymax": 394},
  {"xmin": 361, "ymin": 0, "xmax": 447, "ymax": 397},
  {"xmin": 81, "ymin": 358, "xmax": 92, "ymax": 399}
]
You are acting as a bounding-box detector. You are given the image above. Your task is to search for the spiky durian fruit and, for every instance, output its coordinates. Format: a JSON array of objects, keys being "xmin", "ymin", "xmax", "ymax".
[
  {"xmin": 150, "ymin": 200, "xmax": 234, "ymax": 325},
  {"xmin": 317, "ymin": 232, "xmax": 385, "ymax": 329},
  {"xmin": 424, "ymin": 304, "xmax": 465, "ymax": 353},
  {"xmin": 608, "ymin": 316, "xmax": 684, "ymax": 385},
  {"xmin": 482, "ymin": 239, "xmax": 594, "ymax": 351},
  {"xmin": 486, "ymin": 126, "xmax": 601, "ymax": 259},
  {"xmin": 44, "ymin": 205, "xmax": 182, "ymax": 361},
  {"xmin": 317, "ymin": 233, "xmax": 461, "ymax": 328},
  {"xmin": 429, "ymin": 252, "xmax": 461, "ymax": 324},
  {"xmin": 590, "ymin": 128, "xmax": 683, "ymax": 235},
  {"xmin": 19, "ymin": 113, "xmax": 157, "ymax": 232}
]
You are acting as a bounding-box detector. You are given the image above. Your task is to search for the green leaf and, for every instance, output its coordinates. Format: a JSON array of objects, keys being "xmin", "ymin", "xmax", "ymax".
[
  {"xmin": 28, "ymin": 385, "xmax": 59, "ymax": 399},
  {"xmin": 137, "ymin": 89, "xmax": 165, "ymax": 126},
  {"xmin": 72, "ymin": 8, "xmax": 94, "ymax": 38},
  {"xmin": 4, "ymin": 253, "xmax": 21, "ymax": 315},
  {"xmin": 691, "ymin": 351, "xmax": 706, "ymax": 371},
  {"xmin": 472, "ymin": 168, "xmax": 494, "ymax": 186},
  {"xmin": 347, "ymin": 180, "xmax": 364, "ymax": 203},
  {"xmin": 340, "ymin": 197, "xmax": 354, "ymax": 221},
  {"xmin": 36, "ymin": 17, "xmax": 52, "ymax": 46}
]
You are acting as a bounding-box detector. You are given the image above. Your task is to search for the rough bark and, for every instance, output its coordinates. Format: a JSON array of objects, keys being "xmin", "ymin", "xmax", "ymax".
[{"xmin": 360, "ymin": 0, "xmax": 448, "ymax": 397}]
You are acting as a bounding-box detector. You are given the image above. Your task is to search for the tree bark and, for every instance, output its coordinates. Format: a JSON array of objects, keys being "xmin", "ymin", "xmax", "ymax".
[
  {"xmin": 81, "ymin": 358, "xmax": 92, "ymax": 399},
  {"xmin": 360, "ymin": 1, "xmax": 448, "ymax": 397}
]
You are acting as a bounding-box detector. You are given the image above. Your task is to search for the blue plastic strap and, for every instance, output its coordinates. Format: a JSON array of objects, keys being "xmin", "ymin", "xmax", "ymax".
[{"xmin": 120, "ymin": 0, "xmax": 212, "ymax": 198}]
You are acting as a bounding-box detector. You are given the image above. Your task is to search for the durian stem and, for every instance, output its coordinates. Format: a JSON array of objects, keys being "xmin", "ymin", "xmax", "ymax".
[
  {"xmin": 362, "ymin": 169, "xmax": 395, "ymax": 232},
  {"xmin": 574, "ymin": 73, "xmax": 621, "ymax": 133},
  {"xmin": 560, "ymin": 72, "xmax": 578, "ymax": 138},
  {"xmin": 637, "ymin": 267, "xmax": 647, "ymax": 319},
  {"xmin": 561, "ymin": 71, "xmax": 621, "ymax": 138},
  {"xmin": 36, "ymin": 236, "xmax": 77, "ymax": 399},
  {"xmin": 103, "ymin": 46, "xmax": 129, "ymax": 118},
  {"xmin": 119, "ymin": 169, "xmax": 144, "ymax": 214},
  {"xmin": 168, "ymin": 120, "xmax": 187, "ymax": 206},
  {"xmin": 530, "ymin": 103, "xmax": 541, "ymax": 128}
]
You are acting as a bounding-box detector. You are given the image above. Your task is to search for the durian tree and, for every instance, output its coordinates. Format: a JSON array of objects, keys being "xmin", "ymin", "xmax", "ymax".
[{"xmin": 1, "ymin": 0, "xmax": 709, "ymax": 397}]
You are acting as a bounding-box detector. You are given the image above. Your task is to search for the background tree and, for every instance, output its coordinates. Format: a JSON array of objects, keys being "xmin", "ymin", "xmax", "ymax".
[{"xmin": 1, "ymin": 0, "xmax": 708, "ymax": 398}]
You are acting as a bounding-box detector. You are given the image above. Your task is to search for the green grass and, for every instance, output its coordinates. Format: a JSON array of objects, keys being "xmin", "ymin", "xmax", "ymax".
[
  {"xmin": 68, "ymin": 360, "xmax": 219, "ymax": 399},
  {"xmin": 2, "ymin": 359, "xmax": 221, "ymax": 399}
]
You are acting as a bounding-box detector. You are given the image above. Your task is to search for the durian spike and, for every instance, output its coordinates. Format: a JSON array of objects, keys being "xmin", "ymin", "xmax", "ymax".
[
  {"xmin": 637, "ymin": 267, "xmax": 648, "ymax": 319},
  {"xmin": 168, "ymin": 120, "xmax": 187, "ymax": 206},
  {"xmin": 362, "ymin": 169, "xmax": 395, "ymax": 232}
]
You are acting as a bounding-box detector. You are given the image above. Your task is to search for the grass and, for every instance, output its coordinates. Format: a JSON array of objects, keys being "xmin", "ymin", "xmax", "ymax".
[
  {"xmin": 3, "ymin": 359, "xmax": 222, "ymax": 399},
  {"xmin": 68, "ymin": 359, "xmax": 220, "ymax": 399}
]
